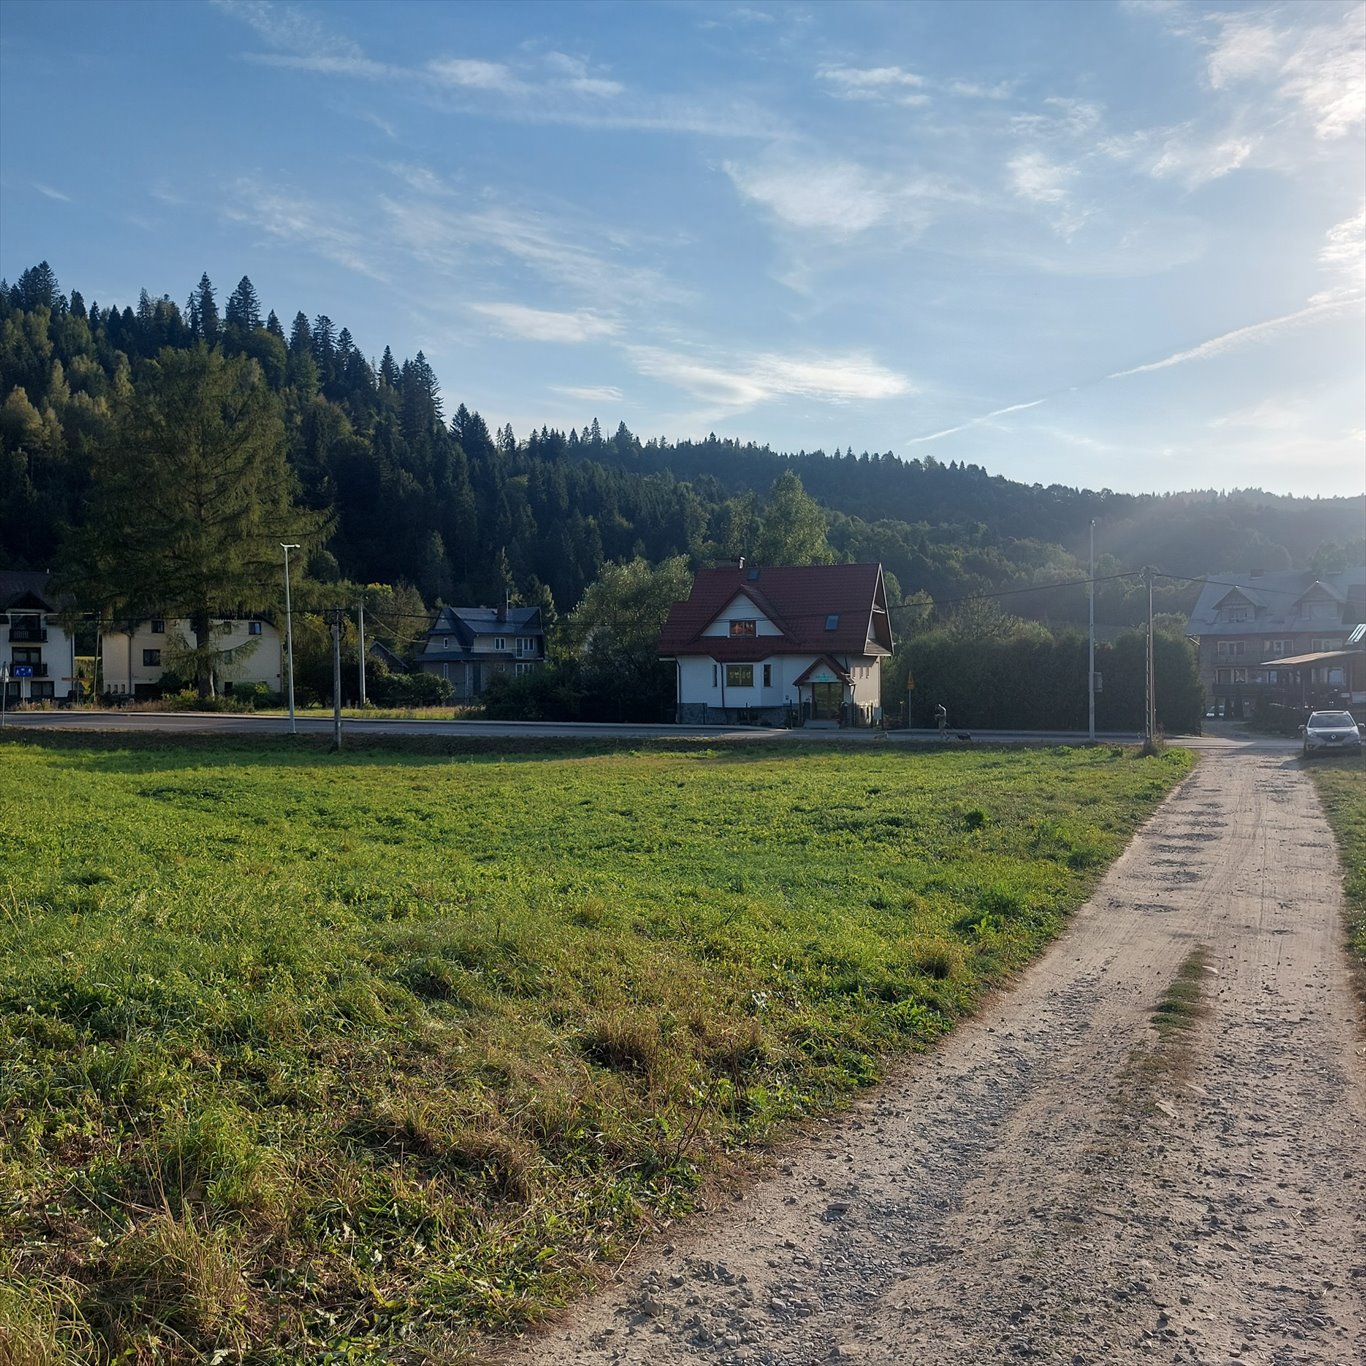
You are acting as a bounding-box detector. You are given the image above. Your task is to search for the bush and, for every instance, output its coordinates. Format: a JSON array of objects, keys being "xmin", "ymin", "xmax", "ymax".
[
  {"xmin": 481, "ymin": 665, "xmax": 583, "ymax": 721},
  {"xmin": 367, "ymin": 670, "xmax": 453, "ymax": 708}
]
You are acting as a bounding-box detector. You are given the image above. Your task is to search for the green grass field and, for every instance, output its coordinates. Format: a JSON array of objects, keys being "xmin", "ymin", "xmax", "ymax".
[
  {"xmin": 0, "ymin": 734, "xmax": 1192, "ymax": 1365},
  {"xmin": 1309, "ymin": 763, "xmax": 1366, "ymax": 965}
]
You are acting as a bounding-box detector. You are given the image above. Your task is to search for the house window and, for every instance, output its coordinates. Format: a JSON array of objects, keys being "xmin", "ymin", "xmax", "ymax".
[
  {"xmin": 515, "ymin": 662, "xmax": 536, "ymax": 676},
  {"xmin": 763, "ymin": 663, "xmax": 771, "ymax": 687},
  {"xmin": 1216, "ymin": 641, "xmax": 1245, "ymax": 658},
  {"xmin": 729, "ymin": 619, "xmax": 756, "ymax": 637},
  {"xmin": 12, "ymin": 647, "xmax": 40, "ymax": 665},
  {"xmin": 726, "ymin": 664, "xmax": 754, "ymax": 688},
  {"xmin": 1221, "ymin": 606, "xmax": 1249, "ymax": 623},
  {"xmin": 517, "ymin": 637, "xmax": 535, "ymax": 657},
  {"xmin": 143, "ymin": 649, "xmax": 161, "ymax": 667},
  {"xmin": 443, "ymin": 637, "xmax": 449, "ymax": 649},
  {"xmin": 712, "ymin": 664, "xmax": 718, "ymax": 688},
  {"xmin": 150, "ymin": 619, "xmax": 165, "ymax": 634},
  {"xmin": 441, "ymin": 664, "xmax": 449, "ymax": 680},
  {"xmin": 825, "ymin": 614, "xmax": 839, "ymax": 630},
  {"xmin": 31, "ymin": 681, "xmax": 54, "ymax": 700},
  {"xmin": 494, "ymin": 637, "xmax": 506, "ymax": 651},
  {"xmin": 1311, "ymin": 638, "xmax": 1343, "ymax": 652},
  {"xmin": 1264, "ymin": 639, "xmax": 1289, "ymax": 655},
  {"xmin": 248, "ymin": 621, "xmax": 263, "ymax": 636}
]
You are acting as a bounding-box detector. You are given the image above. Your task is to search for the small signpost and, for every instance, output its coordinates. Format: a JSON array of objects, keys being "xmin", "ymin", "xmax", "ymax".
[{"xmin": 0, "ymin": 663, "xmax": 8, "ymax": 728}]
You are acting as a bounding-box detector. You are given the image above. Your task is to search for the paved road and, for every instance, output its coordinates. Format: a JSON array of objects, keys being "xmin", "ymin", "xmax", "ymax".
[{"xmin": 0, "ymin": 709, "xmax": 1291, "ymax": 753}]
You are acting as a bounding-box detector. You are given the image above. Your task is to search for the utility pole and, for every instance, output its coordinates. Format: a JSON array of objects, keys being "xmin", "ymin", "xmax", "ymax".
[
  {"xmin": 0, "ymin": 663, "xmax": 8, "ymax": 729},
  {"xmin": 281, "ymin": 543, "xmax": 300, "ymax": 735},
  {"xmin": 1145, "ymin": 566, "xmax": 1157, "ymax": 746},
  {"xmin": 324, "ymin": 608, "xmax": 343, "ymax": 751},
  {"xmin": 1088, "ymin": 519, "xmax": 1096, "ymax": 743},
  {"xmin": 357, "ymin": 598, "xmax": 367, "ymax": 707}
]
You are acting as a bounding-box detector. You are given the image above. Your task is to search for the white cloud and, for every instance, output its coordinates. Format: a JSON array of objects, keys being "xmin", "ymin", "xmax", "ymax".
[
  {"xmin": 629, "ymin": 345, "xmax": 910, "ymax": 409},
  {"xmin": 1007, "ymin": 150, "xmax": 1074, "ymax": 204},
  {"xmin": 1149, "ymin": 129, "xmax": 1253, "ymax": 186},
  {"xmin": 818, "ymin": 64, "xmax": 927, "ymax": 105},
  {"xmin": 1206, "ymin": 6, "xmax": 1366, "ymax": 140},
  {"xmin": 385, "ymin": 162, "xmax": 449, "ymax": 195},
  {"xmin": 550, "ymin": 384, "xmax": 624, "ymax": 403},
  {"xmin": 33, "ymin": 182, "xmax": 71, "ymax": 202},
  {"xmin": 1313, "ymin": 204, "xmax": 1366, "ymax": 303},
  {"xmin": 725, "ymin": 160, "xmax": 895, "ymax": 234},
  {"xmin": 428, "ymin": 57, "xmax": 525, "ymax": 94},
  {"xmin": 470, "ymin": 302, "xmax": 618, "ymax": 343},
  {"xmin": 948, "ymin": 80, "xmax": 1012, "ymax": 101}
]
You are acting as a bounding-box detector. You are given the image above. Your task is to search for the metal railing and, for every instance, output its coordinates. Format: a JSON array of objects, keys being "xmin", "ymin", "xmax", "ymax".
[{"xmin": 8, "ymin": 626, "xmax": 47, "ymax": 642}]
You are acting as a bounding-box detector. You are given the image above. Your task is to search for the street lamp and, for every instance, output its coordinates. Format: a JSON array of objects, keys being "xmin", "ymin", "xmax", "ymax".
[{"xmin": 281, "ymin": 543, "xmax": 301, "ymax": 734}]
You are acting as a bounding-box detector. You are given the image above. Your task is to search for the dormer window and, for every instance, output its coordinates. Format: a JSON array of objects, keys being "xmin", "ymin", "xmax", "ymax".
[
  {"xmin": 729, "ymin": 619, "xmax": 756, "ymax": 637},
  {"xmin": 1219, "ymin": 606, "xmax": 1249, "ymax": 623},
  {"xmin": 825, "ymin": 614, "xmax": 839, "ymax": 630}
]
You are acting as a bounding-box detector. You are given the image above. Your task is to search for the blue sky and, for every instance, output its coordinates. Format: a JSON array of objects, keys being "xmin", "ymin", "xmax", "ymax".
[{"xmin": 2, "ymin": 0, "xmax": 1363, "ymax": 497}]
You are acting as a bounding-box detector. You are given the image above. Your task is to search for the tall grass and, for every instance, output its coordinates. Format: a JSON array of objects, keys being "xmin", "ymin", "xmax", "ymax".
[{"xmin": 0, "ymin": 734, "xmax": 1190, "ymax": 1363}]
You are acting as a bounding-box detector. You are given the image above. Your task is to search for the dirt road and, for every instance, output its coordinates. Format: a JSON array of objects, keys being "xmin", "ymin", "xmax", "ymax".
[{"xmin": 502, "ymin": 747, "xmax": 1365, "ymax": 1366}]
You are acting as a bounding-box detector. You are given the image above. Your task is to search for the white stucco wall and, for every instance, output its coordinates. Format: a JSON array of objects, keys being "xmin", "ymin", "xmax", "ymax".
[
  {"xmin": 103, "ymin": 619, "xmax": 283, "ymax": 693},
  {"xmin": 677, "ymin": 652, "xmax": 883, "ymax": 715}
]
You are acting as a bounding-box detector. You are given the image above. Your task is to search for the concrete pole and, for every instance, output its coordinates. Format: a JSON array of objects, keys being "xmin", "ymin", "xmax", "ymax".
[
  {"xmin": 1088, "ymin": 519, "xmax": 1096, "ymax": 743},
  {"xmin": 1146, "ymin": 567, "xmax": 1157, "ymax": 744},
  {"xmin": 358, "ymin": 600, "xmax": 367, "ymax": 706},
  {"xmin": 282, "ymin": 543, "xmax": 300, "ymax": 734}
]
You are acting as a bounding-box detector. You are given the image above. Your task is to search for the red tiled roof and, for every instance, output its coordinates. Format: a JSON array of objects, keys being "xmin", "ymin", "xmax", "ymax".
[{"xmin": 659, "ymin": 563, "xmax": 891, "ymax": 657}]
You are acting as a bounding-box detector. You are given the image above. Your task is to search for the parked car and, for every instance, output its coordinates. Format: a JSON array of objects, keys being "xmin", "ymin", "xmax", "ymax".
[{"xmin": 1300, "ymin": 710, "xmax": 1363, "ymax": 758}]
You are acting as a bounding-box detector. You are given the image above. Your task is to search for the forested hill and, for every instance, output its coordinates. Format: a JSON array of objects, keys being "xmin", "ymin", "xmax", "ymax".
[{"xmin": 2, "ymin": 262, "xmax": 1361, "ymax": 628}]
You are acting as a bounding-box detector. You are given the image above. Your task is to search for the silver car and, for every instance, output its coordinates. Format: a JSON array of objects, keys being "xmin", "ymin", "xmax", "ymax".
[{"xmin": 1301, "ymin": 710, "xmax": 1363, "ymax": 758}]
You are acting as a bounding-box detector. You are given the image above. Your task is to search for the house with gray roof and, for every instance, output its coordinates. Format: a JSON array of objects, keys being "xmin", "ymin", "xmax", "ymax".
[
  {"xmin": 416, "ymin": 601, "xmax": 546, "ymax": 703},
  {"xmin": 1186, "ymin": 567, "xmax": 1366, "ymax": 715}
]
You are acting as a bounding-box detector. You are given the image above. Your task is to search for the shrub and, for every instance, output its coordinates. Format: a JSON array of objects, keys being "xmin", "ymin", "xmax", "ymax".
[{"xmin": 367, "ymin": 670, "xmax": 453, "ymax": 708}]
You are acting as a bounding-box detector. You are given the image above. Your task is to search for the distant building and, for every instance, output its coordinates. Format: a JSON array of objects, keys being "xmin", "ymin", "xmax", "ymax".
[
  {"xmin": 0, "ymin": 571, "xmax": 79, "ymax": 704},
  {"xmin": 1186, "ymin": 567, "xmax": 1366, "ymax": 715},
  {"xmin": 100, "ymin": 617, "xmax": 283, "ymax": 699},
  {"xmin": 660, "ymin": 562, "xmax": 894, "ymax": 726},
  {"xmin": 417, "ymin": 602, "xmax": 546, "ymax": 702}
]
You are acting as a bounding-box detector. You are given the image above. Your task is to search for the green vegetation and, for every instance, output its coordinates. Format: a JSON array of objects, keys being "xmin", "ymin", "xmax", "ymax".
[
  {"xmin": 1150, "ymin": 946, "xmax": 1214, "ymax": 1038},
  {"xmin": 1309, "ymin": 765, "xmax": 1366, "ymax": 965},
  {"xmin": 0, "ymin": 735, "xmax": 1190, "ymax": 1363}
]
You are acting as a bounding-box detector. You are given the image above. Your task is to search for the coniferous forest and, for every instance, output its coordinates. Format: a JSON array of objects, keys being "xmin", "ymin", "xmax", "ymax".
[{"xmin": 2, "ymin": 261, "xmax": 1363, "ymax": 636}]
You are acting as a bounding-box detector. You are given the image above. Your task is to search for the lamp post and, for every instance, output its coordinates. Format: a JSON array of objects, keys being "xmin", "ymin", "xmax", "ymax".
[
  {"xmin": 281, "ymin": 542, "xmax": 300, "ymax": 734},
  {"xmin": 1088, "ymin": 519, "xmax": 1096, "ymax": 743}
]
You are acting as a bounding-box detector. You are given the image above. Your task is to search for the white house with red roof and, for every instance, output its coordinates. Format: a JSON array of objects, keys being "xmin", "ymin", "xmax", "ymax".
[{"xmin": 659, "ymin": 562, "xmax": 893, "ymax": 726}]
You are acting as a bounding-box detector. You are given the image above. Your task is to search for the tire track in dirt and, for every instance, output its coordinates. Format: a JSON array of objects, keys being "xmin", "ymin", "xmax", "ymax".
[{"xmin": 500, "ymin": 749, "xmax": 1365, "ymax": 1366}]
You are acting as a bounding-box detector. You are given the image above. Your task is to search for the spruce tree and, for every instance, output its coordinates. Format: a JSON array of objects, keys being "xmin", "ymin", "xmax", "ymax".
[
  {"xmin": 225, "ymin": 276, "xmax": 261, "ymax": 331},
  {"xmin": 64, "ymin": 346, "xmax": 328, "ymax": 697}
]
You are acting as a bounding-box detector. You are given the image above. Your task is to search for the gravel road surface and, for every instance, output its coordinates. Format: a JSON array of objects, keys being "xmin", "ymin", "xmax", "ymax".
[{"xmin": 501, "ymin": 746, "xmax": 1365, "ymax": 1366}]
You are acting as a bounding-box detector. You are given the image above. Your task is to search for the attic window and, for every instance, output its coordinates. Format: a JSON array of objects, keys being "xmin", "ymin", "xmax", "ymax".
[
  {"xmin": 825, "ymin": 614, "xmax": 839, "ymax": 631},
  {"xmin": 729, "ymin": 619, "xmax": 756, "ymax": 637}
]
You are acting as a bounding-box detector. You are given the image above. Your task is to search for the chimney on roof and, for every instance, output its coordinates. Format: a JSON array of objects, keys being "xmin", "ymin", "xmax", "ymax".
[
  {"xmin": 736, "ymin": 556, "xmax": 745, "ymax": 569},
  {"xmin": 497, "ymin": 590, "xmax": 508, "ymax": 624}
]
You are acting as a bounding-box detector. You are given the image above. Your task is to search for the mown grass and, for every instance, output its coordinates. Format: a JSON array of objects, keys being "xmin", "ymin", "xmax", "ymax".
[
  {"xmin": 1308, "ymin": 763, "xmax": 1366, "ymax": 966},
  {"xmin": 0, "ymin": 734, "xmax": 1191, "ymax": 1364}
]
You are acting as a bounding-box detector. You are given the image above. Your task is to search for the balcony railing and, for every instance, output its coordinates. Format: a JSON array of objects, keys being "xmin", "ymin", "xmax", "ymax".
[{"xmin": 8, "ymin": 626, "xmax": 47, "ymax": 643}]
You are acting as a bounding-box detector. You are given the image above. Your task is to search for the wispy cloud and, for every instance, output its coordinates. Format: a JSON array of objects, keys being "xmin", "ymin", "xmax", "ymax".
[
  {"xmin": 629, "ymin": 345, "xmax": 910, "ymax": 409},
  {"xmin": 1312, "ymin": 203, "xmax": 1366, "ymax": 303},
  {"xmin": 470, "ymin": 302, "xmax": 618, "ymax": 343},
  {"xmin": 1206, "ymin": 5, "xmax": 1365, "ymax": 140},
  {"xmin": 32, "ymin": 182, "xmax": 71, "ymax": 202},
  {"xmin": 428, "ymin": 57, "xmax": 525, "ymax": 95},
  {"xmin": 1148, "ymin": 127, "xmax": 1252, "ymax": 186},
  {"xmin": 550, "ymin": 384, "xmax": 624, "ymax": 403},
  {"xmin": 818, "ymin": 63, "xmax": 928, "ymax": 105},
  {"xmin": 223, "ymin": 177, "xmax": 387, "ymax": 280}
]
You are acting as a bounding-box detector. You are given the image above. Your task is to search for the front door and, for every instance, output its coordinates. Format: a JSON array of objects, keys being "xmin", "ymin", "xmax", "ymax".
[{"xmin": 811, "ymin": 682, "xmax": 842, "ymax": 720}]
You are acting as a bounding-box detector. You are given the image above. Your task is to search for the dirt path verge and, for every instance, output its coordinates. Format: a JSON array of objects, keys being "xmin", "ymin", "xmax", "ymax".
[{"xmin": 499, "ymin": 748, "xmax": 1365, "ymax": 1366}]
